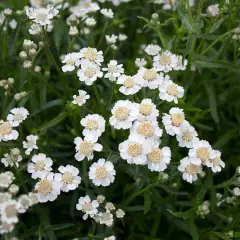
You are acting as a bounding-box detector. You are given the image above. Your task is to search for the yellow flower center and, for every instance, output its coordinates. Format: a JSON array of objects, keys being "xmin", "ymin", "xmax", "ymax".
[
  {"xmin": 86, "ymin": 120, "xmax": 99, "ymax": 130},
  {"xmin": 95, "ymin": 166, "xmax": 107, "ymax": 179},
  {"xmin": 139, "ymin": 103, "xmax": 153, "ymax": 116},
  {"xmin": 137, "ymin": 121, "xmax": 154, "ymax": 137},
  {"xmin": 171, "ymin": 113, "xmax": 184, "ymax": 127},
  {"xmin": 159, "ymin": 55, "xmax": 172, "ymax": 65},
  {"xmin": 66, "ymin": 57, "xmax": 75, "ymax": 65},
  {"xmin": 84, "ymin": 48, "xmax": 98, "ymax": 61},
  {"xmin": 5, "ymin": 205, "xmax": 17, "ymax": 218},
  {"xmin": 127, "ymin": 143, "xmax": 142, "ymax": 157},
  {"xmin": 182, "ymin": 130, "xmax": 193, "ymax": 142},
  {"xmin": 62, "ymin": 172, "xmax": 74, "ymax": 184},
  {"xmin": 0, "ymin": 121, "xmax": 12, "ymax": 135},
  {"xmin": 186, "ymin": 164, "xmax": 199, "ymax": 175},
  {"xmin": 147, "ymin": 148, "xmax": 162, "ymax": 163},
  {"xmin": 37, "ymin": 180, "xmax": 52, "ymax": 195},
  {"xmin": 82, "ymin": 202, "xmax": 92, "ymax": 212},
  {"xmin": 80, "ymin": 141, "xmax": 94, "ymax": 155},
  {"xmin": 114, "ymin": 107, "xmax": 129, "ymax": 121},
  {"xmin": 143, "ymin": 69, "xmax": 157, "ymax": 81},
  {"xmin": 196, "ymin": 147, "xmax": 210, "ymax": 161},
  {"xmin": 167, "ymin": 83, "xmax": 178, "ymax": 96},
  {"xmin": 34, "ymin": 160, "xmax": 45, "ymax": 171},
  {"xmin": 84, "ymin": 67, "xmax": 97, "ymax": 78},
  {"xmin": 123, "ymin": 77, "xmax": 135, "ymax": 88}
]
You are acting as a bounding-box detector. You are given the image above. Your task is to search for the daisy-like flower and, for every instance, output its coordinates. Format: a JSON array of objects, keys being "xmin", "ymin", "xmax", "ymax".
[
  {"xmin": 205, "ymin": 150, "xmax": 225, "ymax": 173},
  {"xmin": 137, "ymin": 98, "xmax": 159, "ymax": 121},
  {"xmin": 23, "ymin": 135, "xmax": 38, "ymax": 155},
  {"xmin": 18, "ymin": 195, "xmax": 33, "ymax": 213},
  {"xmin": 147, "ymin": 146, "xmax": 171, "ymax": 172},
  {"xmin": 178, "ymin": 157, "xmax": 202, "ymax": 183},
  {"xmin": 62, "ymin": 52, "xmax": 81, "ymax": 72},
  {"xmin": 176, "ymin": 122, "xmax": 199, "ymax": 148},
  {"xmin": 9, "ymin": 184, "xmax": 19, "ymax": 195},
  {"xmin": 0, "ymin": 193, "xmax": 12, "ymax": 205},
  {"xmin": 0, "ymin": 172, "xmax": 15, "ymax": 189},
  {"xmin": 27, "ymin": 153, "xmax": 53, "ymax": 179},
  {"xmin": 85, "ymin": 17, "xmax": 96, "ymax": 27},
  {"xmin": 7, "ymin": 107, "xmax": 29, "ymax": 127},
  {"xmin": 159, "ymin": 76, "xmax": 184, "ymax": 104},
  {"xmin": 100, "ymin": 8, "xmax": 114, "ymax": 18},
  {"xmin": 119, "ymin": 33, "xmax": 128, "ymax": 41},
  {"xmin": 135, "ymin": 67, "xmax": 164, "ymax": 89},
  {"xmin": 0, "ymin": 222, "xmax": 14, "ymax": 234},
  {"xmin": 117, "ymin": 74, "xmax": 142, "ymax": 95},
  {"xmin": 109, "ymin": 100, "xmax": 139, "ymax": 130},
  {"xmin": 153, "ymin": 50, "xmax": 178, "ymax": 72},
  {"xmin": 34, "ymin": 172, "xmax": 62, "ymax": 203},
  {"xmin": 135, "ymin": 58, "xmax": 147, "ymax": 68},
  {"xmin": 74, "ymin": 134, "xmax": 103, "ymax": 161},
  {"xmin": 79, "ymin": 47, "xmax": 103, "ymax": 66},
  {"xmin": 25, "ymin": 5, "xmax": 59, "ymax": 25},
  {"xmin": 95, "ymin": 211, "xmax": 114, "ymax": 226},
  {"xmin": 0, "ymin": 120, "xmax": 19, "ymax": 142},
  {"xmin": 162, "ymin": 107, "xmax": 186, "ymax": 136},
  {"xmin": 175, "ymin": 55, "xmax": 188, "ymax": 71},
  {"xmin": 106, "ymin": 34, "xmax": 118, "ymax": 44},
  {"xmin": 55, "ymin": 165, "xmax": 81, "ymax": 192},
  {"xmin": 1, "ymin": 153, "xmax": 22, "ymax": 168},
  {"xmin": 77, "ymin": 61, "xmax": 103, "ymax": 85},
  {"xmin": 89, "ymin": 159, "xmax": 116, "ymax": 187},
  {"xmin": 188, "ymin": 140, "xmax": 212, "ymax": 166},
  {"xmin": 80, "ymin": 114, "xmax": 106, "ymax": 140},
  {"xmin": 76, "ymin": 195, "xmax": 99, "ymax": 220},
  {"xmin": 102, "ymin": 60, "xmax": 124, "ymax": 82},
  {"xmin": 119, "ymin": 135, "xmax": 152, "ymax": 165},
  {"xmin": 72, "ymin": 90, "xmax": 90, "ymax": 106},
  {"xmin": 145, "ymin": 44, "xmax": 161, "ymax": 56},
  {"xmin": 207, "ymin": 4, "xmax": 220, "ymax": 17},
  {"xmin": 0, "ymin": 200, "xmax": 21, "ymax": 224}
]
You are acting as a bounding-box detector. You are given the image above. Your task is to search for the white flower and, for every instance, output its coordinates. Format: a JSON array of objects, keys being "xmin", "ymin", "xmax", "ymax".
[
  {"xmin": 145, "ymin": 44, "xmax": 161, "ymax": 56},
  {"xmin": 69, "ymin": 26, "xmax": 78, "ymax": 36},
  {"xmin": 1, "ymin": 153, "xmax": 22, "ymax": 168},
  {"xmin": 135, "ymin": 67, "xmax": 164, "ymax": 89},
  {"xmin": 8, "ymin": 184, "xmax": 19, "ymax": 195},
  {"xmin": 27, "ymin": 153, "xmax": 53, "ymax": 179},
  {"xmin": 100, "ymin": 8, "xmax": 114, "ymax": 18},
  {"xmin": 207, "ymin": 4, "xmax": 220, "ymax": 17},
  {"xmin": 74, "ymin": 135, "xmax": 103, "ymax": 161},
  {"xmin": 104, "ymin": 236, "xmax": 116, "ymax": 240},
  {"xmin": 117, "ymin": 74, "xmax": 142, "ymax": 95},
  {"xmin": 176, "ymin": 122, "xmax": 198, "ymax": 148},
  {"xmin": 55, "ymin": 165, "xmax": 81, "ymax": 192},
  {"xmin": 175, "ymin": 55, "xmax": 188, "ymax": 70},
  {"xmin": 0, "ymin": 193, "xmax": 12, "ymax": 205},
  {"xmin": 0, "ymin": 200, "xmax": 21, "ymax": 224},
  {"xmin": 159, "ymin": 76, "xmax": 184, "ymax": 104},
  {"xmin": 72, "ymin": 90, "xmax": 90, "ymax": 106},
  {"xmin": 233, "ymin": 187, "xmax": 240, "ymax": 197},
  {"xmin": 76, "ymin": 195, "xmax": 99, "ymax": 220},
  {"xmin": 26, "ymin": 6, "xmax": 59, "ymax": 25},
  {"xmin": 102, "ymin": 60, "xmax": 124, "ymax": 82},
  {"xmin": 34, "ymin": 172, "xmax": 62, "ymax": 203},
  {"xmin": 18, "ymin": 195, "xmax": 33, "ymax": 213},
  {"xmin": 119, "ymin": 135, "xmax": 152, "ymax": 165},
  {"xmin": 23, "ymin": 135, "xmax": 38, "ymax": 155},
  {"xmin": 0, "ymin": 172, "xmax": 15, "ymax": 188},
  {"xmin": 178, "ymin": 157, "xmax": 202, "ymax": 183},
  {"xmin": 0, "ymin": 120, "xmax": 19, "ymax": 142},
  {"xmin": 77, "ymin": 61, "xmax": 103, "ymax": 85},
  {"xmin": 137, "ymin": 98, "xmax": 159, "ymax": 122},
  {"xmin": 105, "ymin": 202, "xmax": 115, "ymax": 211},
  {"xmin": 0, "ymin": 222, "xmax": 14, "ymax": 234},
  {"xmin": 62, "ymin": 52, "xmax": 81, "ymax": 72},
  {"xmin": 188, "ymin": 140, "xmax": 212, "ymax": 165},
  {"xmin": 147, "ymin": 146, "xmax": 171, "ymax": 172},
  {"xmin": 95, "ymin": 211, "xmax": 114, "ymax": 226},
  {"xmin": 85, "ymin": 17, "xmax": 96, "ymax": 27},
  {"xmin": 89, "ymin": 159, "xmax": 116, "ymax": 187},
  {"xmin": 153, "ymin": 50, "xmax": 178, "ymax": 72},
  {"xmin": 28, "ymin": 192, "xmax": 39, "ymax": 205},
  {"xmin": 79, "ymin": 47, "xmax": 103, "ymax": 66},
  {"xmin": 29, "ymin": 23, "xmax": 42, "ymax": 35},
  {"xmin": 109, "ymin": 100, "xmax": 139, "ymax": 130},
  {"xmin": 116, "ymin": 209, "xmax": 125, "ymax": 218},
  {"xmin": 162, "ymin": 107, "xmax": 186, "ymax": 136},
  {"xmin": 135, "ymin": 58, "xmax": 147, "ymax": 68},
  {"xmin": 106, "ymin": 34, "xmax": 118, "ymax": 44},
  {"xmin": 97, "ymin": 195, "xmax": 105, "ymax": 203},
  {"xmin": 80, "ymin": 114, "xmax": 106, "ymax": 140},
  {"xmin": 205, "ymin": 150, "xmax": 225, "ymax": 173},
  {"xmin": 119, "ymin": 33, "xmax": 128, "ymax": 41}
]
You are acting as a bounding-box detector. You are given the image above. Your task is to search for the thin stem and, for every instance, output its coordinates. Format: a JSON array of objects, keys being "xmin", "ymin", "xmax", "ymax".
[
  {"xmin": 2, "ymin": 94, "xmax": 8, "ymax": 118},
  {"xmin": 97, "ymin": 20, "xmax": 109, "ymax": 49}
]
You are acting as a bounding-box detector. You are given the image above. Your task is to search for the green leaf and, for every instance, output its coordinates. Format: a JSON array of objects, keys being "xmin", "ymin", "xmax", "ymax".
[
  {"xmin": 167, "ymin": 208, "xmax": 196, "ymax": 220},
  {"xmin": 43, "ymin": 223, "xmax": 74, "ymax": 232},
  {"xmin": 209, "ymin": 18, "xmax": 225, "ymax": 34},
  {"xmin": 213, "ymin": 129, "xmax": 238, "ymax": 149},
  {"xmin": 144, "ymin": 191, "xmax": 152, "ymax": 214},
  {"xmin": 177, "ymin": 8, "xmax": 194, "ymax": 33},
  {"xmin": 54, "ymin": 19, "xmax": 67, "ymax": 50}
]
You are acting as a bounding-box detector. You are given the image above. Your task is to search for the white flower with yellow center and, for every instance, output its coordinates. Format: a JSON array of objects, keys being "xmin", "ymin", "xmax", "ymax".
[
  {"xmin": 175, "ymin": 55, "xmax": 188, "ymax": 71},
  {"xmin": 77, "ymin": 61, "xmax": 103, "ymax": 86},
  {"xmin": 102, "ymin": 60, "xmax": 124, "ymax": 82},
  {"xmin": 79, "ymin": 47, "xmax": 103, "ymax": 66},
  {"xmin": 27, "ymin": 153, "xmax": 53, "ymax": 179},
  {"xmin": 7, "ymin": 107, "xmax": 29, "ymax": 127},
  {"xmin": 145, "ymin": 44, "xmax": 161, "ymax": 56},
  {"xmin": 0, "ymin": 172, "xmax": 15, "ymax": 189},
  {"xmin": 188, "ymin": 140, "xmax": 212, "ymax": 166},
  {"xmin": 81, "ymin": 114, "xmax": 106, "ymax": 140},
  {"xmin": 206, "ymin": 150, "xmax": 225, "ymax": 173},
  {"xmin": 0, "ymin": 200, "xmax": 21, "ymax": 224},
  {"xmin": 35, "ymin": 172, "xmax": 62, "ymax": 203},
  {"xmin": 23, "ymin": 135, "xmax": 38, "ymax": 155},
  {"xmin": 89, "ymin": 159, "xmax": 116, "ymax": 187},
  {"xmin": 72, "ymin": 90, "xmax": 90, "ymax": 106},
  {"xmin": 159, "ymin": 76, "xmax": 184, "ymax": 104},
  {"xmin": 0, "ymin": 222, "xmax": 14, "ymax": 234},
  {"xmin": 153, "ymin": 50, "xmax": 178, "ymax": 72},
  {"xmin": 135, "ymin": 67, "xmax": 164, "ymax": 89},
  {"xmin": 62, "ymin": 52, "xmax": 81, "ymax": 72},
  {"xmin": 25, "ymin": 5, "xmax": 59, "ymax": 26},
  {"xmin": 1, "ymin": 153, "xmax": 22, "ymax": 168},
  {"xmin": 55, "ymin": 165, "xmax": 81, "ymax": 192},
  {"xmin": 119, "ymin": 135, "xmax": 152, "ymax": 165},
  {"xmin": 74, "ymin": 134, "xmax": 103, "ymax": 161},
  {"xmin": 147, "ymin": 146, "xmax": 171, "ymax": 172},
  {"xmin": 0, "ymin": 120, "xmax": 18, "ymax": 142},
  {"xmin": 109, "ymin": 100, "xmax": 139, "ymax": 130},
  {"xmin": 162, "ymin": 107, "xmax": 186, "ymax": 136},
  {"xmin": 76, "ymin": 195, "xmax": 99, "ymax": 220},
  {"xmin": 176, "ymin": 122, "xmax": 199, "ymax": 148},
  {"xmin": 137, "ymin": 99, "xmax": 159, "ymax": 121},
  {"xmin": 178, "ymin": 157, "xmax": 202, "ymax": 183},
  {"xmin": 117, "ymin": 74, "xmax": 142, "ymax": 95}
]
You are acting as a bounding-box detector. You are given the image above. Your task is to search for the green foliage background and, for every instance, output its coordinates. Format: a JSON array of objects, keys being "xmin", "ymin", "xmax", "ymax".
[{"xmin": 0, "ymin": 0, "xmax": 240, "ymax": 239}]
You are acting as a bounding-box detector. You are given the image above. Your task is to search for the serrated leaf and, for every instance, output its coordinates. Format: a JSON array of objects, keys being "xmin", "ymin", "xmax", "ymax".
[
  {"xmin": 144, "ymin": 191, "xmax": 152, "ymax": 214},
  {"xmin": 167, "ymin": 208, "xmax": 196, "ymax": 220}
]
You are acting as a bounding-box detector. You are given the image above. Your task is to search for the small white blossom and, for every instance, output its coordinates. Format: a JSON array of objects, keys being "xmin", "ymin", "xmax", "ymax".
[
  {"xmin": 100, "ymin": 8, "xmax": 114, "ymax": 18},
  {"xmin": 106, "ymin": 34, "xmax": 118, "ymax": 44},
  {"xmin": 1, "ymin": 152, "xmax": 22, "ymax": 168},
  {"xmin": 62, "ymin": 52, "xmax": 81, "ymax": 72},
  {"xmin": 207, "ymin": 4, "xmax": 220, "ymax": 17},
  {"xmin": 117, "ymin": 74, "xmax": 142, "ymax": 95},
  {"xmin": 72, "ymin": 90, "xmax": 90, "ymax": 106},
  {"xmin": 85, "ymin": 17, "xmax": 96, "ymax": 27},
  {"xmin": 135, "ymin": 58, "xmax": 147, "ymax": 68},
  {"xmin": 116, "ymin": 209, "xmax": 125, "ymax": 218},
  {"xmin": 0, "ymin": 200, "xmax": 21, "ymax": 224},
  {"xmin": 145, "ymin": 44, "xmax": 161, "ymax": 56},
  {"xmin": 233, "ymin": 187, "xmax": 240, "ymax": 197},
  {"xmin": 0, "ymin": 172, "xmax": 15, "ymax": 189},
  {"xmin": 23, "ymin": 135, "xmax": 38, "ymax": 155},
  {"xmin": 119, "ymin": 33, "xmax": 128, "ymax": 41},
  {"xmin": 103, "ymin": 60, "xmax": 124, "ymax": 82},
  {"xmin": 79, "ymin": 47, "xmax": 103, "ymax": 66}
]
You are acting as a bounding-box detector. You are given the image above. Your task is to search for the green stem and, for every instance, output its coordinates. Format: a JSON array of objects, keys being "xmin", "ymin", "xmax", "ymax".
[
  {"xmin": 97, "ymin": 20, "xmax": 109, "ymax": 49},
  {"xmin": 2, "ymin": 94, "xmax": 8, "ymax": 118}
]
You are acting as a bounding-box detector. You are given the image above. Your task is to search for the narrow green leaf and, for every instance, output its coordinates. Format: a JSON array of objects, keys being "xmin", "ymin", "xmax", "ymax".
[
  {"xmin": 144, "ymin": 191, "xmax": 152, "ymax": 214},
  {"xmin": 43, "ymin": 223, "xmax": 74, "ymax": 232},
  {"xmin": 213, "ymin": 129, "xmax": 237, "ymax": 149},
  {"xmin": 209, "ymin": 18, "xmax": 225, "ymax": 34}
]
